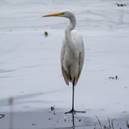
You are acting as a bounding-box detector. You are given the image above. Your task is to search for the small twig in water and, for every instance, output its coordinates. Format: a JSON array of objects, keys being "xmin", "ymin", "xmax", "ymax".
[{"xmin": 96, "ymin": 116, "xmax": 103, "ymax": 129}]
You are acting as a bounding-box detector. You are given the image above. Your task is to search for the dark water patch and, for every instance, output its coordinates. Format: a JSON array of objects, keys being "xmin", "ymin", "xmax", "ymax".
[
  {"xmin": 0, "ymin": 75, "xmax": 11, "ymax": 78},
  {"xmin": 0, "ymin": 89, "xmax": 64, "ymax": 106},
  {"xmin": 23, "ymin": 63, "xmax": 43, "ymax": 69},
  {"xmin": 0, "ymin": 108, "xmax": 96, "ymax": 129},
  {"xmin": 0, "ymin": 68, "xmax": 17, "ymax": 73},
  {"xmin": 0, "ymin": 107, "xmax": 129, "ymax": 129}
]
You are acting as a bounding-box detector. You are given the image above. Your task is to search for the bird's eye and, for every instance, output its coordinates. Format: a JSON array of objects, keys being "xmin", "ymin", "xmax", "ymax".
[{"xmin": 60, "ymin": 12, "xmax": 65, "ymax": 16}]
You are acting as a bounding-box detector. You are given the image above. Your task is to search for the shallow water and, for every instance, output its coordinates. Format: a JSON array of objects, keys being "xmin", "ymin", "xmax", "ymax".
[
  {"xmin": 0, "ymin": 1, "xmax": 129, "ymax": 129},
  {"xmin": 0, "ymin": 108, "xmax": 129, "ymax": 129}
]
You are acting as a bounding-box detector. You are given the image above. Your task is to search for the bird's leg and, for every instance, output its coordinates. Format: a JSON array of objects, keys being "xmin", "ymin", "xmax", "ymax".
[
  {"xmin": 72, "ymin": 84, "xmax": 75, "ymax": 112},
  {"xmin": 65, "ymin": 85, "xmax": 75, "ymax": 114},
  {"xmin": 65, "ymin": 84, "xmax": 86, "ymax": 114},
  {"xmin": 72, "ymin": 112, "xmax": 75, "ymax": 129}
]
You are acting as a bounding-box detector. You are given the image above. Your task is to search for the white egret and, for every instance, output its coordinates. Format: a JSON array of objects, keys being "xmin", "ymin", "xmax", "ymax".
[{"xmin": 43, "ymin": 11, "xmax": 85, "ymax": 114}]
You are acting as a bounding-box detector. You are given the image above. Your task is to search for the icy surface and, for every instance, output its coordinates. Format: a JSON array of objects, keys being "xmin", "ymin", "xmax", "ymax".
[{"xmin": 0, "ymin": 0, "xmax": 129, "ymax": 129}]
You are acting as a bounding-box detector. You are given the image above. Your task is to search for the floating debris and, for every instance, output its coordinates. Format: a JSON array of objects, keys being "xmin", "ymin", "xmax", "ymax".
[
  {"xmin": 0, "ymin": 114, "xmax": 5, "ymax": 119},
  {"xmin": 32, "ymin": 123, "xmax": 36, "ymax": 126},
  {"xmin": 44, "ymin": 31, "xmax": 48, "ymax": 37},
  {"xmin": 116, "ymin": 3, "xmax": 127, "ymax": 7},
  {"xmin": 50, "ymin": 106, "xmax": 55, "ymax": 111},
  {"xmin": 108, "ymin": 75, "xmax": 119, "ymax": 80}
]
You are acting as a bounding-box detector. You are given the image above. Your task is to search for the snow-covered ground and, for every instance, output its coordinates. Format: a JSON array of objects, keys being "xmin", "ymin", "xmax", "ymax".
[{"xmin": 0, "ymin": 0, "xmax": 129, "ymax": 129}]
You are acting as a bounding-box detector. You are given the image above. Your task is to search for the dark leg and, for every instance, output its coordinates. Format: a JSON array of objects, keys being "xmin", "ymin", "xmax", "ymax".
[
  {"xmin": 72, "ymin": 112, "xmax": 75, "ymax": 129},
  {"xmin": 72, "ymin": 85, "xmax": 75, "ymax": 112},
  {"xmin": 65, "ymin": 85, "xmax": 86, "ymax": 114},
  {"xmin": 65, "ymin": 85, "xmax": 74, "ymax": 114}
]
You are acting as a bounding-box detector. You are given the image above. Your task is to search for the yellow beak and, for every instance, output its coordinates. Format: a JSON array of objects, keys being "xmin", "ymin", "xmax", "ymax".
[{"xmin": 43, "ymin": 12, "xmax": 63, "ymax": 17}]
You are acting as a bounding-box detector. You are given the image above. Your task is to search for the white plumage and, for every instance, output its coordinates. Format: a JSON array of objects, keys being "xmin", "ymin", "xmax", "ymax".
[
  {"xmin": 61, "ymin": 30, "xmax": 85, "ymax": 86},
  {"xmin": 43, "ymin": 11, "xmax": 85, "ymax": 114}
]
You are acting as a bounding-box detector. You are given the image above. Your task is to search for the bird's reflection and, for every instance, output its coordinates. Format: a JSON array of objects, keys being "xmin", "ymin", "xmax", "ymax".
[{"xmin": 71, "ymin": 112, "xmax": 75, "ymax": 129}]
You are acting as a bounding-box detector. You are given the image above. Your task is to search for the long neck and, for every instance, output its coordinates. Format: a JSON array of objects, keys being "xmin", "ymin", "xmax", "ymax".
[{"xmin": 65, "ymin": 14, "xmax": 76, "ymax": 49}]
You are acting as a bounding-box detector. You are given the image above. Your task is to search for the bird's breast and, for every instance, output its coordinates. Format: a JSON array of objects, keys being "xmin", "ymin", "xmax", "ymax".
[{"xmin": 63, "ymin": 48, "xmax": 79, "ymax": 71}]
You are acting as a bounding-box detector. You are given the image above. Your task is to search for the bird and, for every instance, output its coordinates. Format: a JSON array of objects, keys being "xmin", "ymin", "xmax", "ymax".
[{"xmin": 43, "ymin": 11, "xmax": 85, "ymax": 114}]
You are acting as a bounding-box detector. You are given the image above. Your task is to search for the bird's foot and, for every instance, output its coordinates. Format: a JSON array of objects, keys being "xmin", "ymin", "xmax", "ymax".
[{"xmin": 65, "ymin": 109, "xmax": 86, "ymax": 114}]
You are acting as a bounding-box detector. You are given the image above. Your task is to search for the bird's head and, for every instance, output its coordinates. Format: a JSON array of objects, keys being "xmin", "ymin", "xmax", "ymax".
[{"xmin": 43, "ymin": 11, "xmax": 76, "ymax": 29}]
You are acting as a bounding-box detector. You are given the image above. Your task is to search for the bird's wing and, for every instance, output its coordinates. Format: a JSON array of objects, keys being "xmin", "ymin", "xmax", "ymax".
[
  {"xmin": 61, "ymin": 65, "xmax": 70, "ymax": 86},
  {"xmin": 76, "ymin": 50, "xmax": 84, "ymax": 82},
  {"xmin": 60, "ymin": 43, "xmax": 69, "ymax": 86},
  {"xmin": 71, "ymin": 30, "xmax": 85, "ymax": 83}
]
